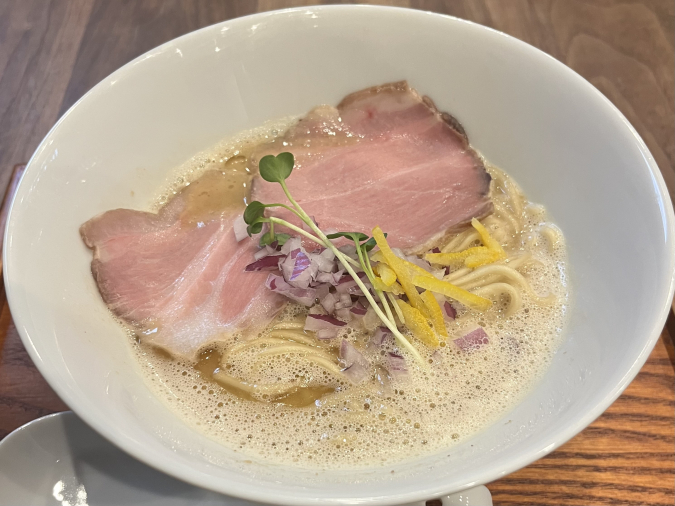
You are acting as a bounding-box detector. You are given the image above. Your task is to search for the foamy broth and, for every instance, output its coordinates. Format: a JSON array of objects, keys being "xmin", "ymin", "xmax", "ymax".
[{"xmin": 130, "ymin": 119, "xmax": 569, "ymax": 469}]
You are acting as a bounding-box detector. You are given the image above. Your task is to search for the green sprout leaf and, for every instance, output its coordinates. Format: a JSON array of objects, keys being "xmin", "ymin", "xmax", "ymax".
[
  {"xmin": 244, "ymin": 201, "xmax": 266, "ymax": 225},
  {"xmin": 259, "ymin": 152, "xmax": 294, "ymax": 183},
  {"xmin": 260, "ymin": 232, "xmax": 290, "ymax": 247},
  {"xmin": 246, "ymin": 220, "xmax": 265, "ymax": 236},
  {"xmin": 326, "ymin": 231, "xmax": 369, "ymax": 242},
  {"xmin": 325, "ymin": 231, "xmax": 386, "ymax": 252}
]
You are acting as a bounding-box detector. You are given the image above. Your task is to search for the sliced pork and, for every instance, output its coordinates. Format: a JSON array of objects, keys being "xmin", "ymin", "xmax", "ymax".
[
  {"xmin": 80, "ymin": 174, "xmax": 285, "ymax": 358},
  {"xmin": 252, "ymin": 81, "xmax": 492, "ymax": 252},
  {"xmin": 81, "ymin": 82, "xmax": 492, "ymax": 358}
]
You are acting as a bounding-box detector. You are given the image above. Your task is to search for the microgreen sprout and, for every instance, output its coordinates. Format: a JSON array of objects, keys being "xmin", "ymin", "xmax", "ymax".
[{"xmin": 245, "ymin": 152, "xmax": 423, "ymax": 364}]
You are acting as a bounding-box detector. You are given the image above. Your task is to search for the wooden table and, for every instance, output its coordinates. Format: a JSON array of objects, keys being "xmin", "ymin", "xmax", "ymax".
[{"xmin": 1, "ymin": 1, "xmax": 673, "ymax": 505}]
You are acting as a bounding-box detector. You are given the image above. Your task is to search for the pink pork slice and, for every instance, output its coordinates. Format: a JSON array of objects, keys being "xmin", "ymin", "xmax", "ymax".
[
  {"xmin": 80, "ymin": 180, "xmax": 284, "ymax": 358},
  {"xmin": 251, "ymin": 81, "xmax": 492, "ymax": 252}
]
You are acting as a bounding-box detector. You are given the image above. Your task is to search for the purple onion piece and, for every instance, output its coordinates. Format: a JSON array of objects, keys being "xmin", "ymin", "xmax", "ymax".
[
  {"xmin": 339, "ymin": 339, "xmax": 370, "ymax": 383},
  {"xmin": 335, "ymin": 308, "xmax": 352, "ymax": 322},
  {"xmin": 342, "ymin": 362, "xmax": 370, "ymax": 384},
  {"xmin": 280, "ymin": 248, "xmax": 317, "ymax": 289},
  {"xmin": 431, "ymin": 247, "xmax": 441, "ymax": 254},
  {"xmin": 370, "ymin": 327, "xmax": 392, "ymax": 347},
  {"xmin": 375, "ymin": 366, "xmax": 393, "ymax": 395},
  {"xmin": 290, "ymin": 250, "xmax": 310, "ymax": 280},
  {"xmin": 314, "ymin": 248, "xmax": 336, "ymax": 273},
  {"xmin": 305, "ymin": 313, "xmax": 347, "ymax": 328},
  {"xmin": 386, "ymin": 352, "xmax": 408, "ymax": 379},
  {"xmin": 337, "ymin": 244, "xmax": 358, "ymax": 260},
  {"xmin": 253, "ymin": 244, "xmax": 276, "ymax": 261},
  {"xmin": 245, "ymin": 255, "xmax": 283, "ymax": 272},
  {"xmin": 233, "ymin": 215, "xmax": 248, "ymax": 242},
  {"xmin": 454, "ymin": 327, "xmax": 489, "ymax": 352},
  {"xmin": 308, "ymin": 304, "xmax": 326, "ymax": 316},
  {"xmin": 315, "ymin": 271, "xmax": 342, "ymax": 285},
  {"xmin": 313, "ymin": 283, "xmax": 330, "ymax": 302},
  {"xmin": 350, "ymin": 306, "xmax": 367, "ymax": 316},
  {"xmin": 316, "ymin": 328, "xmax": 339, "ymax": 340},
  {"xmin": 320, "ymin": 292, "xmax": 337, "ymax": 313},
  {"xmin": 335, "ymin": 278, "xmax": 359, "ymax": 294},
  {"xmin": 280, "ymin": 236, "xmax": 301, "ymax": 255},
  {"xmin": 444, "ymin": 301, "xmax": 457, "ymax": 320},
  {"xmin": 265, "ymin": 274, "xmax": 316, "ymax": 306}
]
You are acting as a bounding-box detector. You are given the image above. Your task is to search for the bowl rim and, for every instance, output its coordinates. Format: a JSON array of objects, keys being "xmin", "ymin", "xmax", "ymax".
[{"xmin": 4, "ymin": 5, "xmax": 675, "ymax": 505}]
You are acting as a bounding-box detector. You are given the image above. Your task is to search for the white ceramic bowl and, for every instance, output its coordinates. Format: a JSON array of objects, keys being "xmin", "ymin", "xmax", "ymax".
[{"xmin": 4, "ymin": 6, "xmax": 674, "ymax": 505}]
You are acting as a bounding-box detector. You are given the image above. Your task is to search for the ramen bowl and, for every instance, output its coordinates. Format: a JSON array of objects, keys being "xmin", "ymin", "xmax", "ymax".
[{"xmin": 4, "ymin": 5, "xmax": 674, "ymax": 505}]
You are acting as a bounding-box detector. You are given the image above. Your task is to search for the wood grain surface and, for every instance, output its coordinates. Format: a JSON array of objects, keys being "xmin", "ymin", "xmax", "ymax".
[{"xmin": 0, "ymin": 1, "xmax": 673, "ymax": 505}]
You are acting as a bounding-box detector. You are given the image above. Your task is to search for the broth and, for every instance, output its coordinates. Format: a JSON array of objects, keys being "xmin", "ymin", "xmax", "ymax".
[{"xmin": 129, "ymin": 121, "xmax": 569, "ymax": 470}]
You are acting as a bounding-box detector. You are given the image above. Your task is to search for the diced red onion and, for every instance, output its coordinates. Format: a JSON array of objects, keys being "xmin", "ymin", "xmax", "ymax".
[
  {"xmin": 335, "ymin": 277, "xmax": 365, "ymax": 296},
  {"xmin": 281, "ymin": 236, "xmax": 301, "ymax": 255},
  {"xmin": 335, "ymin": 278, "xmax": 359, "ymax": 294},
  {"xmin": 444, "ymin": 301, "xmax": 457, "ymax": 320},
  {"xmin": 342, "ymin": 362, "xmax": 369, "ymax": 383},
  {"xmin": 337, "ymin": 244, "xmax": 358, "ymax": 259},
  {"xmin": 316, "ymin": 328, "xmax": 339, "ymax": 340},
  {"xmin": 431, "ymin": 247, "xmax": 441, "ymax": 254},
  {"xmin": 304, "ymin": 314, "xmax": 347, "ymax": 334},
  {"xmin": 454, "ymin": 327, "xmax": 489, "ymax": 351},
  {"xmin": 335, "ymin": 308, "xmax": 353, "ymax": 322},
  {"xmin": 280, "ymin": 249, "xmax": 317, "ymax": 289},
  {"xmin": 339, "ymin": 339, "xmax": 370, "ymax": 384},
  {"xmin": 362, "ymin": 305, "xmax": 381, "ymax": 332},
  {"xmin": 335, "ymin": 301, "xmax": 352, "ymax": 310},
  {"xmin": 350, "ymin": 298, "xmax": 367, "ymax": 316},
  {"xmin": 233, "ymin": 214, "xmax": 248, "ymax": 242},
  {"xmin": 387, "ymin": 352, "xmax": 408, "ymax": 379},
  {"xmin": 253, "ymin": 245, "xmax": 276, "ymax": 261},
  {"xmin": 308, "ymin": 304, "xmax": 326, "ymax": 316},
  {"xmin": 245, "ymin": 255, "xmax": 283, "ymax": 272},
  {"xmin": 315, "ymin": 271, "xmax": 343, "ymax": 285},
  {"xmin": 289, "ymin": 249, "xmax": 310, "ymax": 279},
  {"xmin": 265, "ymin": 274, "xmax": 316, "ymax": 306},
  {"xmin": 370, "ymin": 327, "xmax": 392, "ymax": 347},
  {"xmin": 350, "ymin": 306, "xmax": 367, "ymax": 316},
  {"xmin": 320, "ymin": 292, "xmax": 337, "ymax": 313},
  {"xmin": 375, "ymin": 366, "xmax": 393, "ymax": 395},
  {"xmin": 313, "ymin": 283, "xmax": 330, "ymax": 301},
  {"xmin": 314, "ymin": 248, "xmax": 336, "ymax": 273}
]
